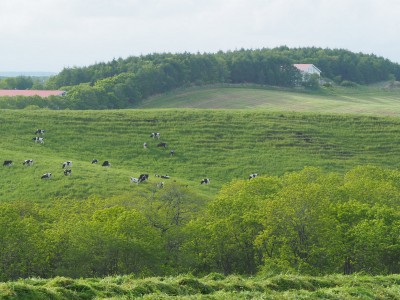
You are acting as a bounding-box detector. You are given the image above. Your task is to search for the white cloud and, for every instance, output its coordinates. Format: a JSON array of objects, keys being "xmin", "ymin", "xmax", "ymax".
[{"xmin": 0, "ymin": 0, "xmax": 399, "ymax": 72}]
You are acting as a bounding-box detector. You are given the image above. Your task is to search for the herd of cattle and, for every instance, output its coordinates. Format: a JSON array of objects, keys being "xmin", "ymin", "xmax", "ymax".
[
  {"xmin": 2, "ymin": 129, "xmax": 118, "ymax": 182},
  {"xmin": 2, "ymin": 130, "xmax": 259, "ymax": 188}
]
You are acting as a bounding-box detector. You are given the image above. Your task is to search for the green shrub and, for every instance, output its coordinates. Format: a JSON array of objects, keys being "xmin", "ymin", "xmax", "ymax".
[{"xmin": 340, "ymin": 80, "xmax": 358, "ymax": 87}]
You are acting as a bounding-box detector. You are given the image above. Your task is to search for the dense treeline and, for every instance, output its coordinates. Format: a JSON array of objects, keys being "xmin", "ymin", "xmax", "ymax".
[
  {"xmin": 48, "ymin": 47, "xmax": 400, "ymax": 89},
  {"xmin": 1, "ymin": 166, "xmax": 400, "ymax": 281},
  {"xmin": 0, "ymin": 75, "xmax": 45, "ymax": 90},
  {"xmin": 2, "ymin": 47, "xmax": 400, "ymax": 109}
]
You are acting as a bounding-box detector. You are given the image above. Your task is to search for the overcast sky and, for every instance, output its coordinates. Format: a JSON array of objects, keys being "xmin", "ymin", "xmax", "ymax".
[{"xmin": 1, "ymin": 0, "xmax": 399, "ymax": 73}]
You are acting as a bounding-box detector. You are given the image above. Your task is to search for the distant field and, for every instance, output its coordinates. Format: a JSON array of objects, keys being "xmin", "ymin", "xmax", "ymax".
[
  {"xmin": 2, "ymin": 109, "xmax": 400, "ymax": 202},
  {"xmin": 136, "ymin": 85, "xmax": 400, "ymax": 116}
]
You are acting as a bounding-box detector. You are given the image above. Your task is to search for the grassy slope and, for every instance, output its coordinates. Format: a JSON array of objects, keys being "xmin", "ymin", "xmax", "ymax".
[
  {"xmin": 2, "ymin": 107, "xmax": 400, "ymax": 202},
  {"xmin": 136, "ymin": 85, "xmax": 400, "ymax": 116}
]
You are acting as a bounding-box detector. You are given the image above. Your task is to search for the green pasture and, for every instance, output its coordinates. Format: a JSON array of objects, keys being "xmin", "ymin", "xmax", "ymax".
[
  {"xmin": 137, "ymin": 85, "xmax": 400, "ymax": 116},
  {"xmin": 2, "ymin": 108, "xmax": 400, "ymax": 202}
]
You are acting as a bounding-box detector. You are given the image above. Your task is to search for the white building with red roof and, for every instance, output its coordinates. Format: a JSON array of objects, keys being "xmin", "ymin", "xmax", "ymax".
[
  {"xmin": 0, "ymin": 90, "xmax": 66, "ymax": 97},
  {"xmin": 293, "ymin": 64, "xmax": 321, "ymax": 76}
]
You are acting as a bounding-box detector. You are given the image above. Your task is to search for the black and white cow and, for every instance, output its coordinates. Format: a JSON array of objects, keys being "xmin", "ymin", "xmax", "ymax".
[
  {"xmin": 249, "ymin": 173, "xmax": 258, "ymax": 180},
  {"xmin": 150, "ymin": 132, "xmax": 160, "ymax": 139},
  {"xmin": 130, "ymin": 177, "xmax": 139, "ymax": 184},
  {"xmin": 102, "ymin": 160, "xmax": 111, "ymax": 167},
  {"xmin": 35, "ymin": 129, "xmax": 45, "ymax": 135},
  {"xmin": 170, "ymin": 150, "xmax": 175, "ymax": 156},
  {"xmin": 143, "ymin": 142, "xmax": 148, "ymax": 149},
  {"xmin": 41, "ymin": 173, "xmax": 52, "ymax": 179},
  {"xmin": 64, "ymin": 169, "xmax": 72, "ymax": 176},
  {"xmin": 138, "ymin": 174, "xmax": 149, "ymax": 183},
  {"xmin": 91, "ymin": 159, "xmax": 98, "ymax": 164},
  {"xmin": 62, "ymin": 161, "xmax": 72, "ymax": 168},
  {"xmin": 3, "ymin": 160, "xmax": 13, "ymax": 166},
  {"xmin": 157, "ymin": 142, "xmax": 167, "ymax": 148},
  {"xmin": 200, "ymin": 178, "xmax": 210, "ymax": 185},
  {"xmin": 155, "ymin": 174, "xmax": 170, "ymax": 179},
  {"xmin": 156, "ymin": 182, "xmax": 164, "ymax": 188},
  {"xmin": 23, "ymin": 159, "xmax": 33, "ymax": 166},
  {"xmin": 33, "ymin": 137, "xmax": 44, "ymax": 144}
]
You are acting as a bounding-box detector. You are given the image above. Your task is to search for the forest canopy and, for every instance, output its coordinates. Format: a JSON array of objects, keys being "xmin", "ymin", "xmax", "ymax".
[{"xmin": 1, "ymin": 166, "xmax": 400, "ymax": 281}]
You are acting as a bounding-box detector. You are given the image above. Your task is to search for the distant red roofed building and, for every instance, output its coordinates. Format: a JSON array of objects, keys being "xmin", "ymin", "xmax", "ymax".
[
  {"xmin": 293, "ymin": 64, "xmax": 321, "ymax": 76},
  {"xmin": 0, "ymin": 90, "xmax": 66, "ymax": 97}
]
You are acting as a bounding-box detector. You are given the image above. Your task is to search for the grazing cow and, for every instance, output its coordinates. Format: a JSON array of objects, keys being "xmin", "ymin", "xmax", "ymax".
[
  {"xmin": 3, "ymin": 160, "xmax": 13, "ymax": 166},
  {"xmin": 91, "ymin": 159, "xmax": 98, "ymax": 164},
  {"xmin": 138, "ymin": 174, "xmax": 149, "ymax": 183},
  {"xmin": 157, "ymin": 142, "xmax": 167, "ymax": 148},
  {"xmin": 156, "ymin": 182, "xmax": 164, "ymax": 188},
  {"xmin": 143, "ymin": 142, "xmax": 148, "ymax": 149},
  {"xmin": 64, "ymin": 169, "xmax": 72, "ymax": 176},
  {"xmin": 23, "ymin": 159, "xmax": 33, "ymax": 166},
  {"xmin": 201, "ymin": 178, "xmax": 210, "ymax": 185},
  {"xmin": 170, "ymin": 150, "xmax": 175, "ymax": 156},
  {"xmin": 249, "ymin": 173, "xmax": 258, "ymax": 180},
  {"xmin": 33, "ymin": 137, "xmax": 44, "ymax": 144},
  {"xmin": 102, "ymin": 160, "xmax": 110, "ymax": 167},
  {"xmin": 150, "ymin": 132, "xmax": 160, "ymax": 139},
  {"xmin": 41, "ymin": 173, "xmax": 52, "ymax": 179},
  {"xmin": 62, "ymin": 161, "xmax": 72, "ymax": 168},
  {"xmin": 155, "ymin": 174, "xmax": 170, "ymax": 179},
  {"xmin": 130, "ymin": 177, "xmax": 139, "ymax": 184},
  {"xmin": 35, "ymin": 129, "xmax": 45, "ymax": 135}
]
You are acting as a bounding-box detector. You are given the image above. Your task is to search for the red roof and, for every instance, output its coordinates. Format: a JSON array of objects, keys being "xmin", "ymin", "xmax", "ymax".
[
  {"xmin": 293, "ymin": 64, "xmax": 312, "ymax": 71},
  {"xmin": 293, "ymin": 64, "xmax": 321, "ymax": 73},
  {"xmin": 0, "ymin": 90, "xmax": 65, "ymax": 97}
]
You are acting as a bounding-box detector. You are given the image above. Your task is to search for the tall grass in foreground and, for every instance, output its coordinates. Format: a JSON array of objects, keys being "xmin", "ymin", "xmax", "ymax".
[
  {"xmin": 0, "ymin": 273, "xmax": 399, "ymax": 299},
  {"xmin": 2, "ymin": 109, "xmax": 400, "ymax": 202}
]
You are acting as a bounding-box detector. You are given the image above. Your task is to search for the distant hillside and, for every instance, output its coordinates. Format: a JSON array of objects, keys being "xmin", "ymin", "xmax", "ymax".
[
  {"xmin": 35, "ymin": 47, "xmax": 400, "ymax": 110},
  {"xmin": 136, "ymin": 84, "xmax": 400, "ymax": 114},
  {"xmin": 2, "ymin": 47, "xmax": 400, "ymax": 110}
]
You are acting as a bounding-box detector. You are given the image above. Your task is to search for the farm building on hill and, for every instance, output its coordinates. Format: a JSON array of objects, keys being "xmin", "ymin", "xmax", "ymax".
[
  {"xmin": 293, "ymin": 64, "xmax": 321, "ymax": 77},
  {"xmin": 0, "ymin": 90, "xmax": 66, "ymax": 97}
]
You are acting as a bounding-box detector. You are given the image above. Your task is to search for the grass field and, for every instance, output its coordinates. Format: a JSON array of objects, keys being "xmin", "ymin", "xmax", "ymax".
[
  {"xmin": 2, "ymin": 106, "xmax": 400, "ymax": 202},
  {"xmin": 1, "ymin": 273, "xmax": 399, "ymax": 299},
  {"xmin": 136, "ymin": 84, "xmax": 400, "ymax": 116}
]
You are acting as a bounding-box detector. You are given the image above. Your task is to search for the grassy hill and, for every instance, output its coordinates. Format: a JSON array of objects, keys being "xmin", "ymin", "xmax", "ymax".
[
  {"xmin": 2, "ymin": 104, "xmax": 400, "ymax": 202},
  {"xmin": 136, "ymin": 84, "xmax": 400, "ymax": 115},
  {"xmin": 3, "ymin": 86, "xmax": 400, "ymax": 290}
]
